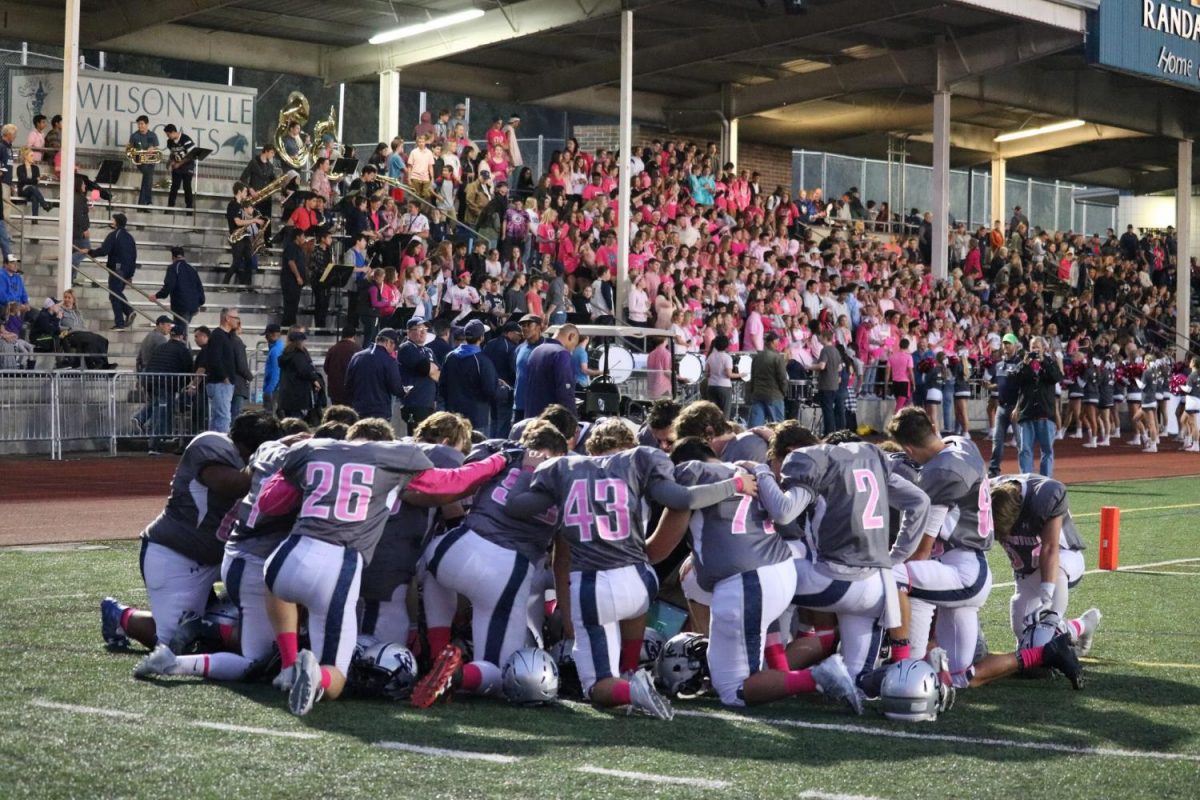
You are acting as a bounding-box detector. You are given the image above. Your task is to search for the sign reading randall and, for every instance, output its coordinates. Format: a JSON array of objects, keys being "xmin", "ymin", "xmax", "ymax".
[{"xmin": 1088, "ymin": 0, "xmax": 1200, "ymax": 88}]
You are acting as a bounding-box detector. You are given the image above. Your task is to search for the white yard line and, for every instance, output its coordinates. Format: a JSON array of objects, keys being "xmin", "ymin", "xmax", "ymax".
[
  {"xmin": 31, "ymin": 699, "xmax": 144, "ymax": 719},
  {"xmin": 9, "ymin": 587, "xmax": 146, "ymax": 603},
  {"xmin": 674, "ymin": 709, "xmax": 1200, "ymax": 762},
  {"xmin": 374, "ymin": 741, "xmax": 520, "ymax": 764},
  {"xmin": 799, "ymin": 792, "xmax": 888, "ymax": 800},
  {"xmin": 575, "ymin": 765, "xmax": 730, "ymax": 789},
  {"xmin": 992, "ymin": 557, "xmax": 1200, "ymax": 589},
  {"xmin": 190, "ymin": 721, "xmax": 320, "ymax": 740}
]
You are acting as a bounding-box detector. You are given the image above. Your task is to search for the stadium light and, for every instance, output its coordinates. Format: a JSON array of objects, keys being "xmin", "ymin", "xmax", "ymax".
[
  {"xmin": 369, "ymin": 8, "xmax": 486, "ymax": 45},
  {"xmin": 993, "ymin": 119, "xmax": 1086, "ymax": 143}
]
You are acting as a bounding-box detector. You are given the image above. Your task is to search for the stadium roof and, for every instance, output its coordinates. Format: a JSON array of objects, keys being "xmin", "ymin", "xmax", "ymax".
[{"xmin": 7, "ymin": 0, "xmax": 1199, "ymax": 192}]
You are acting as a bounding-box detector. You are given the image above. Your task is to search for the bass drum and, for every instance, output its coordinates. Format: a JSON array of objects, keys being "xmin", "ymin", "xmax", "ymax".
[
  {"xmin": 596, "ymin": 345, "xmax": 635, "ymax": 384},
  {"xmin": 736, "ymin": 354, "xmax": 753, "ymax": 382},
  {"xmin": 678, "ymin": 353, "xmax": 704, "ymax": 384}
]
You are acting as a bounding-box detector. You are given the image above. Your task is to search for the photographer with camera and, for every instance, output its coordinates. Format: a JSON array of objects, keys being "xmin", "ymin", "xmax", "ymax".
[{"xmin": 1013, "ymin": 335, "xmax": 1062, "ymax": 477}]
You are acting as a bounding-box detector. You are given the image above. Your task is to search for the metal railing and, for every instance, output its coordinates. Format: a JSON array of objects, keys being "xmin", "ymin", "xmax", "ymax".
[{"xmin": 0, "ymin": 369, "xmax": 204, "ymax": 459}]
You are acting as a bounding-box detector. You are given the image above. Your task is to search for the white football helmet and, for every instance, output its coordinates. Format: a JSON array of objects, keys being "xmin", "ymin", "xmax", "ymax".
[
  {"xmin": 1019, "ymin": 611, "xmax": 1069, "ymax": 678},
  {"xmin": 879, "ymin": 659, "xmax": 941, "ymax": 722},
  {"xmin": 204, "ymin": 596, "xmax": 240, "ymax": 634},
  {"xmin": 502, "ymin": 647, "xmax": 559, "ymax": 706},
  {"xmin": 349, "ymin": 642, "xmax": 418, "ymax": 700},
  {"xmin": 654, "ymin": 633, "xmax": 710, "ymax": 699},
  {"xmin": 640, "ymin": 627, "xmax": 667, "ymax": 669}
]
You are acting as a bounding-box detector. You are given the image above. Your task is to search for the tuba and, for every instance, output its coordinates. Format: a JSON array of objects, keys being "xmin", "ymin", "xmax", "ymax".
[
  {"xmin": 274, "ymin": 91, "xmax": 311, "ymax": 170},
  {"xmin": 309, "ymin": 105, "xmax": 342, "ymax": 168},
  {"xmin": 125, "ymin": 143, "xmax": 161, "ymax": 165}
]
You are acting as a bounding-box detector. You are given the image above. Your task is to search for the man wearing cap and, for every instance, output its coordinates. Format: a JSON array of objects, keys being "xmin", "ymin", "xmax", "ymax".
[
  {"xmin": 523, "ymin": 322, "xmax": 580, "ymax": 419},
  {"xmin": 80, "ymin": 213, "xmax": 138, "ymax": 330},
  {"xmin": 0, "ymin": 253, "xmax": 29, "ymax": 313},
  {"xmin": 137, "ymin": 315, "xmax": 174, "ymax": 373},
  {"xmin": 143, "ymin": 323, "xmax": 193, "ymax": 454},
  {"xmin": 989, "ymin": 333, "xmax": 1025, "ymax": 477},
  {"xmin": 262, "ymin": 323, "xmax": 284, "ymax": 416},
  {"xmin": 484, "ymin": 320, "xmax": 522, "ymax": 437},
  {"xmin": 511, "ymin": 314, "xmax": 546, "ymax": 422},
  {"xmin": 439, "ymin": 319, "xmax": 498, "ymax": 430},
  {"xmin": 395, "ymin": 317, "xmax": 440, "ymax": 430},
  {"xmin": 345, "ymin": 327, "xmax": 407, "ymax": 422},
  {"xmin": 154, "ymin": 246, "xmax": 204, "ymax": 329}
]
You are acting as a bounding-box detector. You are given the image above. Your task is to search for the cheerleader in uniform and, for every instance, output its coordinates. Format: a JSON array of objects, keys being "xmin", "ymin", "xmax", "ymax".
[
  {"xmin": 951, "ymin": 350, "xmax": 973, "ymax": 436},
  {"xmin": 1181, "ymin": 357, "xmax": 1200, "ymax": 452},
  {"xmin": 1096, "ymin": 354, "xmax": 1115, "ymax": 447},
  {"xmin": 1081, "ymin": 351, "xmax": 1102, "ymax": 448}
]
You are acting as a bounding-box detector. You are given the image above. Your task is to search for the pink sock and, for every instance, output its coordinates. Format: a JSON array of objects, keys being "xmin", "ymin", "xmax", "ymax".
[
  {"xmin": 619, "ymin": 639, "xmax": 642, "ymax": 674},
  {"xmin": 1019, "ymin": 646, "xmax": 1044, "ymax": 670},
  {"xmin": 427, "ymin": 627, "xmax": 451, "ymax": 656},
  {"xmin": 461, "ymin": 663, "xmax": 482, "ymax": 692},
  {"xmin": 891, "ymin": 644, "xmax": 911, "ymax": 661},
  {"xmin": 202, "ymin": 654, "xmax": 211, "ymax": 677},
  {"xmin": 765, "ymin": 643, "xmax": 790, "ymax": 672},
  {"xmin": 320, "ymin": 667, "xmax": 332, "ymax": 690},
  {"xmin": 785, "ymin": 670, "xmax": 817, "ymax": 695},
  {"xmin": 611, "ymin": 680, "xmax": 632, "ymax": 705},
  {"xmin": 218, "ymin": 624, "xmax": 237, "ymax": 649},
  {"xmin": 276, "ymin": 632, "xmax": 298, "ymax": 669},
  {"xmin": 544, "ymin": 599, "xmax": 557, "ymax": 617},
  {"xmin": 120, "ymin": 607, "xmax": 137, "ymax": 630},
  {"xmin": 1069, "ymin": 619, "xmax": 1083, "ymax": 638}
]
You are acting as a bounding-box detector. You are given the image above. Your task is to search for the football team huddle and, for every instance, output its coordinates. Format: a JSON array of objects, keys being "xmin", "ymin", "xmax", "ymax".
[{"xmin": 100, "ymin": 397, "xmax": 1101, "ymax": 722}]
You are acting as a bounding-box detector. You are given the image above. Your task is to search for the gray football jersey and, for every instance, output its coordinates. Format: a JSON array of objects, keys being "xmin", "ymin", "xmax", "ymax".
[
  {"xmin": 225, "ymin": 439, "xmax": 298, "ymax": 560},
  {"xmin": 280, "ymin": 439, "xmax": 435, "ymax": 563},
  {"xmin": 918, "ymin": 436, "xmax": 993, "ymax": 552},
  {"xmin": 996, "ymin": 474, "xmax": 1085, "ymax": 576},
  {"xmin": 780, "ymin": 442, "xmax": 894, "ymax": 569},
  {"xmin": 675, "ymin": 461, "xmax": 791, "ymax": 591},
  {"xmin": 885, "ymin": 451, "xmax": 920, "ymax": 547},
  {"xmin": 467, "ymin": 465, "xmax": 561, "ymax": 563},
  {"xmin": 529, "ymin": 446, "xmax": 673, "ymax": 571},
  {"xmin": 361, "ymin": 443, "xmax": 464, "ymax": 600},
  {"xmin": 721, "ymin": 431, "xmax": 769, "ymax": 465},
  {"xmin": 142, "ymin": 431, "xmax": 245, "ymax": 566}
]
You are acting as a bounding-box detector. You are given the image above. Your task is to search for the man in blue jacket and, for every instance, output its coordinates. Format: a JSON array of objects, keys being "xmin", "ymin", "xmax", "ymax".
[
  {"xmin": 261, "ymin": 323, "xmax": 284, "ymax": 416},
  {"xmin": 523, "ymin": 323, "xmax": 581, "ymax": 419},
  {"xmin": 80, "ymin": 212, "xmax": 138, "ymax": 330},
  {"xmin": 439, "ymin": 319, "xmax": 498, "ymax": 431},
  {"xmin": 345, "ymin": 327, "xmax": 407, "ymax": 421},
  {"xmin": 483, "ymin": 321, "xmax": 521, "ymax": 437},
  {"xmin": 395, "ymin": 317, "xmax": 440, "ymax": 429},
  {"xmin": 511, "ymin": 313, "xmax": 545, "ymax": 422},
  {"xmin": 154, "ymin": 246, "xmax": 205, "ymax": 328}
]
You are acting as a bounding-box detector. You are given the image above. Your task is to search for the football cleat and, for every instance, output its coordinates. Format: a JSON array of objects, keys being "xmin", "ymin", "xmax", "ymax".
[
  {"xmin": 167, "ymin": 611, "xmax": 204, "ymax": 656},
  {"xmin": 273, "ymin": 664, "xmax": 296, "ymax": 693},
  {"xmin": 411, "ymin": 644, "xmax": 464, "ymax": 709},
  {"xmin": 628, "ymin": 669, "xmax": 674, "ymax": 721},
  {"xmin": 811, "ymin": 653, "xmax": 864, "ymax": 715},
  {"xmin": 288, "ymin": 650, "xmax": 324, "ymax": 716},
  {"xmin": 1075, "ymin": 608, "xmax": 1102, "ymax": 657},
  {"xmin": 1041, "ymin": 632, "xmax": 1084, "ymax": 690},
  {"xmin": 925, "ymin": 647, "xmax": 956, "ymax": 713},
  {"xmin": 101, "ymin": 597, "xmax": 129, "ymax": 650},
  {"xmin": 133, "ymin": 644, "xmax": 177, "ymax": 679}
]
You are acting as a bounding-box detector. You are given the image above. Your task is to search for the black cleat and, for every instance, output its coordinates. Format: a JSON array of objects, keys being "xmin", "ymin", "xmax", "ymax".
[{"xmin": 1042, "ymin": 632, "xmax": 1084, "ymax": 690}]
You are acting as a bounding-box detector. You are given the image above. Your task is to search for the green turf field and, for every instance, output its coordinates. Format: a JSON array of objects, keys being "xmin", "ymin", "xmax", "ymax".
[{"xmin": 1, "ymin": 477, "xmax": 1197, "ymax": 800}]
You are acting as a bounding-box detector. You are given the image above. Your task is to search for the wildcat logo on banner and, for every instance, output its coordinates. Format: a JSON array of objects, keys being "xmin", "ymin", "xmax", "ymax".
[{"xmin": 8, "ymin": 70, "xmax": 256, "ymax": 162}]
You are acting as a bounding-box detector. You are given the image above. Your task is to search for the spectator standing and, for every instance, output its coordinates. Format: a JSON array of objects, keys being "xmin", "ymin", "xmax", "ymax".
[
  {"xmin": 813, "ymin": 330, "xmax": 845, "ymax": 434},
  {"xmin": 704, "ymin": 334, "xmax": 741, "ymax": 416},
  {"xmin": 346, "ymin": 328, "xmax": 407, "ymax": 421},
  {"xmin": 261, "ymin": 323, "xmax": 284, "ymax": 416},
  {"xmin": 395, "ymin": 316, "xmax": 440, "ymax": 430},
  {"xmin": 439, "ymin": 319, "xmax": 498, "ymax": 430},
  {"xmin": 230, "ymin": 318, "xmax": 254, "ymax": 420},
  {"xmin": 646, "ymin": 336, "xmax": 674, "ymax": 400},
  {"xmin": 0, "ymin": 125, "xmax": 13, "ymax": 262},
  {"xmin": 483, "ymin": 320, "xmax": 521, "ymax": 437},
  {"xmin": 281, "ymin": 229, "xmax": 308, "ymax": 327},
  {"xmin": 154, "ymin": 247, "xmax": 205, "ymax": 327},
  {"xmin": 137, "ymin": 315, "xmax": 172, "ymax": 373},
  {"xmin": 512, "ymin": 314, "xmax": 545, "ymax": 421},
  {"xmin": 203, "ymin": 309, "xmax": 240, "ymax": 433},
  {"xmin": 277, "ymin": 328, "xmax": 321, "ymax": 422},
  {"xmin": 322, "ymin": 325, "xmax": 360, "ymax": 407},
  {"xmin": 523, "ymin": 323, "xmax": 580, "ymax": 419},
  {"xmin": 82, "ymin": 213, "xmax": 138, "ymax": 330},
  {"xmin": 1013, "ymin": 335, "xmax": 1062, "ymax": 477},
  {"xmin": 71, "ymin": 178, "xmax": 89, "ymax": 279},
  {"xmin": 746, "ymin": 331, "xmax": 788, "ymax": 426},
  {"xmin": 143, "ymin": 323, "xmax": 192, "ymax": 454},
  {"xmin": 988, "ymin": 333, "xmax": 1025, "ymax": 477}
]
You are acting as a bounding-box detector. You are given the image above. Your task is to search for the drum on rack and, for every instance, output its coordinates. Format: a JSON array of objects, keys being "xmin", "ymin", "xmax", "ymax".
[
  {"xmin": 595, "ymin": 345, "xmax": 635, "ymax": 384},
  {"xmin": 678, "ymin": 353, "xmax": 704, "ymax": 384}
]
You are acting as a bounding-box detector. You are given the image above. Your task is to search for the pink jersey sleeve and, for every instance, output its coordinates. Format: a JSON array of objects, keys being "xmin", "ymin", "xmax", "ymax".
[
  {"xmin": 257, "ymin": 471, "xmax": 301, "ymax": 517},
  {"xmin": 407, "ymin": 452, "xmax": 507, "ymax": 495}
]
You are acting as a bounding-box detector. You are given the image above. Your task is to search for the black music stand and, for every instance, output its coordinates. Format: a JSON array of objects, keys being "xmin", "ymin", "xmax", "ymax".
[
  {"xmin": 333, "ymin": 157, "xmax": 360, "ymax": 176},
  {"xmin": 94, "ymin": 159, "xmax": 123, "ymax": 185},
  {"xmin": 322, "ymin": 263, "xmax": 356, "ymax": 333}
]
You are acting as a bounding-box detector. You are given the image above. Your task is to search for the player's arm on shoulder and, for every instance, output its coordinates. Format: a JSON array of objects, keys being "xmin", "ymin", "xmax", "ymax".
[
  {"xmin": 886, "ymin": 471, "xmax": 931, "ymax": 563},
  {"xmin": 198, "ymin": 462, "xmax": 252, "ymax": 498},
  {"xmin": 646, "ymin": 508, "xmax": 691, "ymax": 564},
  {"xmin": 503, "ymin": 459, "xmax": 559, "ymax": 519},
  {"xmin": 753, "ymin": 463, "xmax": 813, "ymax": 526}
]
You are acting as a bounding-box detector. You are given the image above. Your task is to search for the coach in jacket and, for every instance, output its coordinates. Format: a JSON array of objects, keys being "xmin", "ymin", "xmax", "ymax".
[
  {"xmin": 82, "ymin": 212, "xmax": 137, "ymax": 330},
  {"xmin": 1013, "ymin": 335, "xmax": 1062, "ymax": 478},
  {"xmin": 439, "ymin": 319, "xmax": 498, "ymax": 430},
  {"xmin": 346, "ymin": 327, "xmax": 406, "ymax": 421},
  {"xmin": 155, "ymin": 246, "xmax": 205, "ymax": 326}
]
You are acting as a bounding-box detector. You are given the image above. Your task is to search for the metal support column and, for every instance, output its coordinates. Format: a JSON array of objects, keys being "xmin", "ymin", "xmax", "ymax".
[
  {"xmin": 615, "ymin": 8, "xmax": 634, "ymax": 322},
  {"xmin": 377, "ymin": 70, "xmax": 401, "ymax": 142},
  {"xmin": 931, "ymin": 89, "xmax": 951, "ymax": 281},
  {"xmin": 337, "ymin": 83, "xmax": 345, "ymax": 141},
  {"xmin": 990, "ymin": 157, "xmax": 1006, "ymax": 227},
  {"xmin": 57, "ymin": 0, "xmax": 81, "ymax": 297},
  {"xmin": 1178, "ymin": 139, "xmax": 1193, "ymax": 360},
  {"xmin": 727, "ymin": 118, "xmax": 739, "ymax": 169}
]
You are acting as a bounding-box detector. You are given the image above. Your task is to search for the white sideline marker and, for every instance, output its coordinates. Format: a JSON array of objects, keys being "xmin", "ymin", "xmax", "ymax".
[
  {"xmin": 992, "ymin": 557, "xmax": 1200, "ymax": 589},
  {"xmin": 191, "ymin": 721, "xmax": 320, "ymax": 740},
  {"xmin": 799, "ymin": 792, "xmax": 888, "ymax": 800},
  {"xmin": 673, "ymin": 709, "xmax": 1200, "ymax": 762},
  {"xmin": 31, "ymin": 699, "xmax": 144, "ymax": 719},
  {"xmin": 375, "ymin": 741, "xmax": 520, "ymax": 764},
  {"xmin": 576, "ymin": 765, "xmax": 730, "ymax": 789}
]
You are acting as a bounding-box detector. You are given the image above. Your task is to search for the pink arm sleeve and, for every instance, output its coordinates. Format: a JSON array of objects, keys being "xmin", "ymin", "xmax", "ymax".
[
  {"xmin": 257, "ymin": 471, "xmax": 302, "ymax": 516},
  {"xmin": 406, "ymin": 452, "xmax": 507, "ymax": 495}
]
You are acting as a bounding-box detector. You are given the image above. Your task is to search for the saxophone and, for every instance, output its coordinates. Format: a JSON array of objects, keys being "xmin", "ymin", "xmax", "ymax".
[{"xmin": 228, "ymin": 170, "xmax": 299, "ymax": 244}]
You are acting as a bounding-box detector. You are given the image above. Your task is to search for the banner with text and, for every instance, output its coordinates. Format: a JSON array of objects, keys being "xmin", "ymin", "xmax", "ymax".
[
  {"xmin": 1088, "ymin": 0, "xmax": 1200, "ymax": 90},
  {"xmin": 8, "ymin": 70, "xmax": 256, "ymax": 162}
]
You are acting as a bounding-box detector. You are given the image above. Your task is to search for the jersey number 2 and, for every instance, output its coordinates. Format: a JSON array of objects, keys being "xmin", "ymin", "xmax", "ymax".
[
  {"xmin": 300, "ymin": 461, "xmax": 375, "ymax": 523},
  {"xmin": 852, "ymin": 468, "xmax": 885, "ymax": 531}
]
